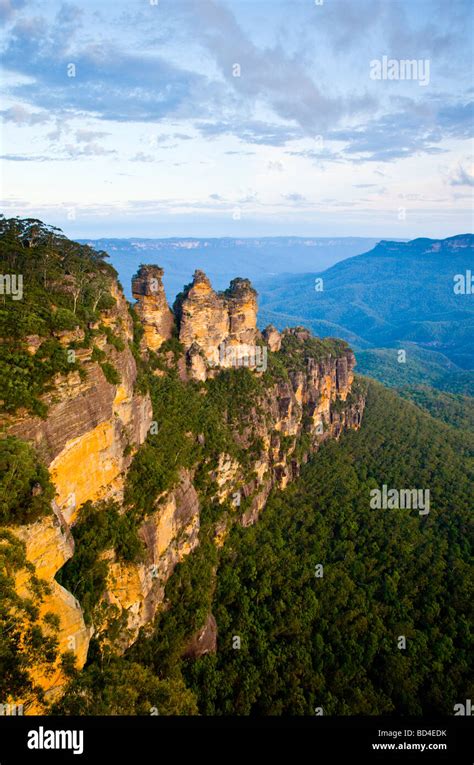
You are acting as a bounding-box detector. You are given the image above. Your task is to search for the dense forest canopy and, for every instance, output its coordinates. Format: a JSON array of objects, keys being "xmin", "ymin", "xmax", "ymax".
[{"xmin": 56, "ymin": 381, "xmax": 473, "ymax": 715}]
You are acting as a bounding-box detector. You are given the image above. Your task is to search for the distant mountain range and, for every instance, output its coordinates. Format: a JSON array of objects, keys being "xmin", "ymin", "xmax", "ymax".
[
  {"xmin": 78, "ymin": 236, "xmax": 383, "ymax": 301},
  {"xmin": 255, "ymin": 234, "xmax": 474, "ymax": 393},
  {"xmin": 80, "ymin": 232, "xmax": 473, "ymax": 394}
]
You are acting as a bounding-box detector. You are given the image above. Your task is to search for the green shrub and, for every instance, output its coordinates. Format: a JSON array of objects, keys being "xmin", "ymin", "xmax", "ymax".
[
  {"xmin": 0, "ymin": 437, "xmax": 54, "ymax": 525},
  {"xmin": 100, "ymin": 361, "xmax": 121, "ymax": 385},
  {"xmin": 57, "ymin": 500, "xmax": 144, "ymax": 625},
  {"xmin": 102, "ymin": 326, "xmax": 125, "ymax": 352}
]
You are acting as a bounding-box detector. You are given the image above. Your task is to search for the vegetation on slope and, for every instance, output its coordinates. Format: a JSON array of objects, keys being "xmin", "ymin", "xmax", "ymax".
[
  {"xmin": 56, "ymin": 500, "xmax": 145, "ymax": 626},
  {"xmin": 57, "ymin": 381, "xmax": 473, "ymax": 715},
  {"xmin": 0, "ymin": 216, "xmax": 117, "ymax": 415},
  {"xmin": 256, "ymin": 235, "xmax": 474, "ymax": 373},
  {"xmin": 182, "ymin": 382, "xmax": 473, "ymax": 715},
  {"xmin": 356, "ymin": 346, "xmax": 474, "ymax": 397},
  {"xmin": 0, "ymin": 530, "xmax": 61, "ymax": 708},
  {"xmin": 397, "ymin": 385, "xmax": 474, "ymax": 433},
  {"xmin": 0, "ymin": 437, "xmax": 54, "ymax": 525}
]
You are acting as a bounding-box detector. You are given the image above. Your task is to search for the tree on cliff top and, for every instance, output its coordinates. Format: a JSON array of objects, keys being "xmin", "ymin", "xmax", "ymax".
[{"xmin": 0, "ymin": 216, "xmax": 118, "ymax": 415}]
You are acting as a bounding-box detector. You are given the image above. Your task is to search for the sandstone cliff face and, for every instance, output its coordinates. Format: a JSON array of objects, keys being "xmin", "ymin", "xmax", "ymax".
[
  {"xmin": 100, "ymin": 469, "xmax": 200, "ymax": 650},
  {"xmin": 4, "ymin": 281, "xmax": 152, "ymax": 699},
  {"xmin": 226, "ymin": 278, "xmax": 258, "ymax": 346},
  {"xmin": 132, "ymin": 265, "xmax": 175, "ymax": 352},
  {"xmin": 207, "ymin": 330, "xmax": 363, "ymax": 530},
  {"xmin": 175, "ymin": 270, "xmax": 258, "ymax": 380},
  {"xmin": 7, "ymin": 284, "xmax": 152, "ymax": 521},
  {"xmin": 263, "ymin": 324, "xmax": 282, "ymax": 352},
  {"xmin": 12, "ymin": 506, "xmax": 91, "ymax": 710}
]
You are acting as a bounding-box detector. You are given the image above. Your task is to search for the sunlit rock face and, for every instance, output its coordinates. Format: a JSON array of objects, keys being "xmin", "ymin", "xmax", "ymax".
[
  {"xmin": 132, "ymin": 265, "xmax": 175, "ymax": 352},
  {"xmin": 225, "ymin": 277, "xmax": 258, "ymax": 345},
  {"xmin": 4, "ymin": 280, "xmax": 152, "ymax": 707},
  {"xmin": 12, "ymin": 506, "xmax": 91, "ymax": 711},
  {"xmin": 8, "ymin": 283, "xmax": 153, "ymax": 521},
  {"xmin": 263, "ymin": 324, "xmax": 282, "ymax": 352},
  {"xmin": 174, "ymin": 270, "xmax": 259, "ymax": 379},
  {"xmin": 101, "ymin": 469, "xmax": 201, "ymax": 651},
  {"xmin": 175, "ymin": 270, "xmax": 230, "ymax": 367}
]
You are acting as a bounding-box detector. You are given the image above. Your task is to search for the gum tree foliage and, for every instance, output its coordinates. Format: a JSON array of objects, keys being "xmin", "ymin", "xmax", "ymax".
[
  {"xmin": 52, "ymin": 659, "xmax": 198, "ymax": 715},
  {"xmin": 0, "ymin": 216, "xmax": 116, "ymax": 415},
  {"xmin": 0, "ymin": 437, "xmax": 54, "ymax": 525}
]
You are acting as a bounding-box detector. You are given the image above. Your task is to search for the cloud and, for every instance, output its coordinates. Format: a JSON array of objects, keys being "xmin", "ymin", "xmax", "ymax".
[
  {"xmin": 267, "ymin": 160, "xmax": 284, "ymax": 172},
  {"xmin": 148, "ymin": 133, "xmax": 194, "ymax": 148},
  {"xmin": 286, "ymin": 148, "xmax": 342, "ymax": 163},
  {"xmin": 327, "ymin": 105, "xmax": 469, "ymax": 162},
  {"xmin": 449, "ymin": 164, "xmax": 474, "ymax": 187},
  {"xmin": 282, "ymin": 193, "xmax": 306, "ymax": 203},
  {"xmin": 316, "ymin": 0, "xmax": 383, "ymax": 52},
  {"xmin": 313, "ymin": 0, "xmax": 471, "ymax": 61},
  {"xmin": 176, "ymin": 0, "xmax": 374, "ymax": 135},
  {"xmin": 437, "ymin": 101, "xmax": 474, "ymax": 140},
  {"xmin": 0, "ymin": 104, "xmax": 50, "ymax": 125},
  {"xmin": 1, "ymin": 7, "xmax": 221, "ymax": 123},
  {"xmin": 197, "ymin": 119, "xmax": 302, "ymax": 146},
  {"xmin": 0, "ymin": 0, "xmax": 25, "ymax": 25},
  {"xmin": 129, "ymin": 152, "xmax": 157, "ymax": 163},
  {"xmin": 0, "ymin": 153, "xmax": 60, "ymax": 161},
  {"xmin": 224, "ymin": 150, "xmax": 255, "ymax": 156},
  {"xmin": 0, "ymin": 0, "xmax": 472, "ymax": 167},
  {"xmin": 64, "ymin": 142, "xmax": 116, "ymax": 157},
  {"xmin": 75, "ymin": 129, "xmax": 110, "ymax": 142}
]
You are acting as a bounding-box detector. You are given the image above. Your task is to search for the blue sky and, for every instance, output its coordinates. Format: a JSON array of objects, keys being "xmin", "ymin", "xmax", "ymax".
[{"xmin": 0, "ymin": 0, "xmax": 473, "ymax": 238}]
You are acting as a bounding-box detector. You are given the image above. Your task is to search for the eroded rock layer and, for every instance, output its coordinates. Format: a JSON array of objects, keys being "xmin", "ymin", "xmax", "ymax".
[
  {"xmin": 4, "ymin": 281, "xmax": 152, "ymax": 702},
  {"xmin": 132, "ymin": 265, "xmax": 175, "ymax": 352}
]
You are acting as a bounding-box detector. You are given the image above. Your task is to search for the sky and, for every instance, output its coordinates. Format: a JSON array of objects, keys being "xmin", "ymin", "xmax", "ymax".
[{"xmin": 0, "ymin": 0, "xmax": 473, "ymax": 239}]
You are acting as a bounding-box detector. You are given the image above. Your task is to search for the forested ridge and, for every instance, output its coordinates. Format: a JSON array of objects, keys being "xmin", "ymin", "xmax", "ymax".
[{"xmin": 56, "ymin": 381, "xmax": 473, "ymax": 715}]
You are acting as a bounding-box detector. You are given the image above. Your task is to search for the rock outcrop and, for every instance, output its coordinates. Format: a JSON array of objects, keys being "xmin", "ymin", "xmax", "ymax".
[
  {"xmin": 132, "ymin": 265, "xmax": 175, "ymax": 352},
  {"xmin": 225, "ymin": 277, "xmax": 258, "ymax": 345},
  {"xmin": 263, "ymin": 324, "xmax": 282, "ymax": 352},
  {"xmin": 183, "ymin": 613, "xmax": 217, "ymax": 659},
  {"xmin": 174, "ymin": 270, "xmax": 259, "ymax": 380},
  {"xmin": 206, "ymin": 329, "xmax": 363, "ymax": 529}
]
